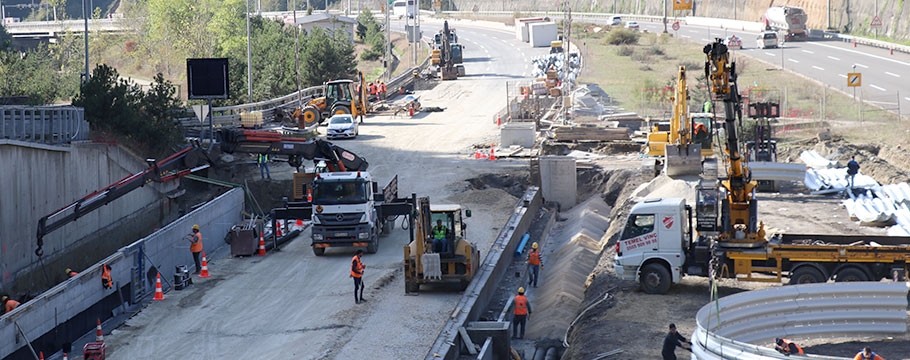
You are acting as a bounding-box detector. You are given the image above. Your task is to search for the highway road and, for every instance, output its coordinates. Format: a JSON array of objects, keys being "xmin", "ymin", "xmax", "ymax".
[
  {"xmin": 99, "ymin": 20, "xmax": 549, "ymax": 359},
  {"xmin": 637, "ymin": 21, "xmax": 910, "ymax": 118}
]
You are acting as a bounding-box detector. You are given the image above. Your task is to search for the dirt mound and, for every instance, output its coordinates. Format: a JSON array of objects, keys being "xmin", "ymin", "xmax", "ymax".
[{"xmin": 464, "ymin": 173, "xmax": 530, "ymax": 199}]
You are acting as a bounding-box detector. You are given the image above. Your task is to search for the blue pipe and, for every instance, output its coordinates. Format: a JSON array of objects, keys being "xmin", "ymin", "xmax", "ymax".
[{"xmin": 515, "ymin": 233, "xmax": 531, "ymax": 257}]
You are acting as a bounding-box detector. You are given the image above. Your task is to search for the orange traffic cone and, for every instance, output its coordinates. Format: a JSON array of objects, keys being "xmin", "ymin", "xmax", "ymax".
[
  {"xmin": 296, "ymin": 219, "xmax": 303, "ymax": 226},
  {"xmin": 496, "ymin": 113, "xmax": 502, "ymax": 126},
  {"xmin": 199, "ymin": 253, "xmax": 210, "ymax": 278},
  {"xmin": 63, "ymin": 353, "xmax": 68, "ymax": 360},
  {"xmin": 39, "ymin": 352, "xmax": 44, "ymax": 360},
  {"xmin": 95, "ymin": 318, "xmax": 103, "ymax": 342},
  {"xmin": 153, "ymin": 273, "xmax": 165, "ymax": 301},
  {"xmin": 276, "ymin": 220, "xmax": 283, "ymax": 237},
  {"xmin": 306, "ymin": 188, "xmax": 313, "ymax": 202},
  {"xmin": 488, "ymin": 144, "xmax": 497, "ymax": 161},
  {"xmin": 258, "ymin": 233, "xmax": 267, "ymax": 256}
]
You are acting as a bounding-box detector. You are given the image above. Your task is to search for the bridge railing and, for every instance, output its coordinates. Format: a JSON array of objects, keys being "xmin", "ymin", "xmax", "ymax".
[{"xmin": 0, "ymin": 106, "xmax": 89, "ymax": 144}]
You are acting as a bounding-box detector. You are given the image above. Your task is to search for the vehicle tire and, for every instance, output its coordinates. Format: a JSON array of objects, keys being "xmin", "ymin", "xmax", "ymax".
[
  {"xmin": 640, "ymin": 263, "xmax": 672, "ymax": 294},
  {"xmin": 789, "ymin": 266, "xmax": 825, "ymax": 284},
  {"xmin": 366, "ymin": 233, "xmax": 379, "ymax": 254},
  {"xmin": 301, "ymin": 106, "xmax": 320, "ymax": 127},
  {"xmin": 332, "ymin": 105, "xmax": 351, "ymax": 116},
  {"xmin": 835, "ymin": 267, "xmax": 869, "ymax": 282},
  {"xmin": 313, "ymin": 247, "xmax": 326, "ymax": 256},
  {"xmin": 406, "ymin": 280, "xmax": 419, "ymax": 293}
]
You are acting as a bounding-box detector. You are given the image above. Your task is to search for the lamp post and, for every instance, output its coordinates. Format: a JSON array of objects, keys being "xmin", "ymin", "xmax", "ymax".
[
  {"xmin": 83, "ymin": 0, "xmax": 90, "ymax": 83},
  {"xmin": 246, "ymin": 0, "xmax": 253, "ymax": 103},
  {"xmin": 294, "ymin": 0, "xmax": 301, "ymax": 109}
]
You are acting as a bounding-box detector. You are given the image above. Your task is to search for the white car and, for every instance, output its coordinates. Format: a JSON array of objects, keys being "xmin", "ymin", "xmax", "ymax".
[
  {"xmin": 325, "ymin": 114, "xmax": 358, "ymax": 139},
  {"xmin": 724, "ymin": 35, "xmax": 742, "ymax": 50},
  {"xmin": 625, "ymin": 21, "xmax": 640, "ymax": 31},
  {"xmin": 610, "ymin": 16, "xmax": 622, "ymax": 26},
  {"xmin": 757, "ymin": 31, "xmax": 779, "ymax": 49}
]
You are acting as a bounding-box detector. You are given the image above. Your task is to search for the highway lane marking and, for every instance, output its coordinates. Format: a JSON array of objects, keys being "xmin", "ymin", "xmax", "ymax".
[
  {"xmin": 701, "ymin": 38, "xmax": 711, "ymax": 42},
  {"xmin": 827, "ymin": 56, "xmax": 840, "ymax": 61},
  {"xmin": 838, "ymin": 74, "xmax": 848, "ymax": 78},
  {"xmin": 812, "ymin": 66, "xmax": 825, "ymax": 71},
  {"xmin": 765, "ymin": 52, "xmax": 775, "ymax": 56},
  {"xmin": 681, "ymin": 35, "xmax": 691, "ymax": 38},
  {"xmin": 885, "ymin": 72, "xmax": 901, "ymax": 78},
  {"xmin": 802, "ymin": 50, "xmax": 815, "ymax": 54},
  {"xmin": 870, "ymin": 84, "xmax": 887, "ymax": 91},
  {"xmin": 905, "ymin": 97, "xmax": 910, "ymax": 101},
  {"xmin": 788, "ymin": 59, "xmax": 800, "ymax": 63},
  {"xmin": 811, "ymin": 42, "xmax": 910, "ymax": 67},
  {"xmin": 855, "ymin": 63, "xmax": 869, "ymax": 68}
]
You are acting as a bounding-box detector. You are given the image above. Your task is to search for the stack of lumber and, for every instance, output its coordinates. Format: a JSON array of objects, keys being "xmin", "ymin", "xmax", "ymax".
[{"xmin": 552, "ymin": 125, "xmax": 629, "ymax": 141}]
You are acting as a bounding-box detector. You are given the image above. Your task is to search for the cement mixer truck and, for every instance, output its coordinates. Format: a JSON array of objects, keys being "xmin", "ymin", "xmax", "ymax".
[{"xmin": 763, "ymin": 6, "xmax": 809, "ymax": 41}]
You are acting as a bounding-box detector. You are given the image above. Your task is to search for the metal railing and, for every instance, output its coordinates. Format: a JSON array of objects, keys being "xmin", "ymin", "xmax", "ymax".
[
  {"xmin": 0, "ymin": 106, "xmax": 89, "ymax": 144},
  {"xmin": 692, "ymin": 282, "xmax": 909, "ymax": 359}
]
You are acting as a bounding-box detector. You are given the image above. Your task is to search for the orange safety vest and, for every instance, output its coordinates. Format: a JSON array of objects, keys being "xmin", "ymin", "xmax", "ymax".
[
  {"xmin": 379, "ymin": 83, "xmax": 387, "ymax": 93},
  {"xmin": 351, "ymin": 255, "xmax": 364, "ymax": 278},
  {"xmin": 4, "ymin": 299, "xmax": 20, "ymax": 313},
  {"xmin": 102, "ymin": 266, "xmax": 112, "ymax": 288},
  {"xmin": 527, "ymin": 249, "xmax": 541, "ymax": 266},
  {"xmin": 779, "ymin": 339, "xmax": 804, "ymax": 355},
  {"xmin": 513, "ymin": 295, "xmax": 529, "ymax": 316},
  {"xmin": 190, "ymin": 232, "xmax": 203, "ymax": 253},
  {"xmin": 854, "ymin": 352, "xmax": 884, "ymax": 360},
  {"xmin": 68, "ymin": 271, "xmax": 78, "ymax": 277}
]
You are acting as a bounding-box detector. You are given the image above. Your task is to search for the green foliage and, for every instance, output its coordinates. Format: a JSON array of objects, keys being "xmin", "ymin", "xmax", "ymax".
[
  {"xmin": 356, "ymin": 9, "xmax": 377, "ymax": 41},
  {"xmin": 0, "ymin": 45, "xmax": 78, "ymax": 104},
  {"xmin": 616, "ymin": 45, "xmax": 634, "ymax": 57},
  {"xmin": 357, "ymin": 9, "xmax": 385, "ymax": 61},
  {"xmin": 0, "ymin": 26, "xmax": 10, "ymax": 51},
  {"xmin": 300, "ymin": 27, "xmax": 358, "ymax": 86},
  {"xmin": 605, "ymin": 28, "xmax": 641, "ymax": 45}
]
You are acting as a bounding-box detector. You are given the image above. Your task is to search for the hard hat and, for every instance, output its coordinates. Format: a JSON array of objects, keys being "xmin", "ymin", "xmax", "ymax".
[
  {"xmin": 192, "ymin": 224, "xmax": 200, "ymax": 231},
  {"xmin": 65, "ymin": 268, "xmax": 72, "ymax": 274},
  {"xmin": 531, "ymin": 242, "xmax": 539, "ymax": 249},
  {"xmin": 1, "ymin": 296, "xmax": 7, "ymax": 302},
  {"xmin": 518, "ymin": 287, "xmax": 525, "ymax": 294}
]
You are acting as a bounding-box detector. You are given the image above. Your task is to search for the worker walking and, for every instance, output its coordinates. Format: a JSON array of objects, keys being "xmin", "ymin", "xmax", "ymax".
[
  {"xmin": 511, "ymin": 287, "xmax": 532, "ymax": 339},
  {"xmin": 527, "ymin": 242, "xmax": 542, "ymax": 287},
  {"xmin": 432, "ymin": 219, "xmax": 448, "ymax": 253},
  {"xmin": 2, "ymin": 296, "xmax": 20, "ymax": 315},
  {"xmin": 846, "ymin": 156, "xmax": 860, "ymax": 190},
  {"xmin": 661, "ymin": 323, "xmax": 691, "ymax": 360},
  {"xmin": 101, "ymin": 264, "xmax": 112, "ymax": 289},
  {"xmin": 775, "ymin": 338, "xmax": 804, "ymax": 355},
  {"xmin": 188, "ymin": 224, "xmax": 204, "ymax": 274},
  {"xmin": 258, "ymin": 153, "xmax": 271, "ymax": 180},
  {"xmin": 854, "ymin": 347, "xmax": 885, "ymax": 360},
  {"xmin": 351, "ymin": 249, "xmax": 366, "ymax": 304}
]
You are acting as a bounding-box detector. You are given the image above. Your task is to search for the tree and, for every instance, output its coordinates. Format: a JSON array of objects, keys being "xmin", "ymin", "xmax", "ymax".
[
  {"xmin": 356, "ymin": 9, "xmax": 377, "ymax": 41},
  {"xmin": 0, "ymin": 26, "xmax": 11, "ymax": 51},
  {"xmin": 299, "ymin": 27, "xmax": 357, "ymax": 86},
  {"xmin": 0, "ymin": 45, "xmax": 77, "ymax": 104}
]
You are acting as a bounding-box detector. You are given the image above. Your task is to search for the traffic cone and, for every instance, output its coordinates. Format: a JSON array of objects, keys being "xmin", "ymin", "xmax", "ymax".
[
  {"xmin": 153, "ymin": 273, "xmax": 165, "ymax": 301},
  {"xmin": 258, "ymin": 233, "xmax": 267, "ymax": 256},
  {"xmin": 474, "ymin": 150, "xmax": 483, "ymax": 159},
  {"xmin": 296, "ymin": 219, "xmax": 303, "ymax": 226},
  {"xmin": 496, "ymin": 113, "xmax": 502, "ymax": 126},
  {"xmin": 63, "ymin": 353, "xmax": 68, "ymax": 360},
  {"xmin": 853, "ymin": 39, "xmax": 857, "ymax": 47},
  {"xmin": 199, "ymin": 253, "xmax": 210, "ymax": 278},
  {"xmin": 95, "ymin": 318, "xmax": 103, "ymax": 342},
  {"xmin": 306, "ymin": 188, "xmax": 312, "ymax": 202},
  {"xmin": 488, "ymin": 144, "xmax": 497, "ymax": 161},
  {"xmin": 409, "ymin": 106, "xmax": 415, "ymax": 117},
  {"xmin": 891, "ymin": 47, "xmax": 894, "ymax": 55},
  {"xmin": 39, "ymin": 352, "xmax": 43, "ymax": 360}
]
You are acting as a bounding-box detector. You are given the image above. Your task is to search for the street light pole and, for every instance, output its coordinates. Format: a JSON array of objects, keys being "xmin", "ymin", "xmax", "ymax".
[
  {"xmin": 294, "ymin": 0, "xmax": 301, "ymax": 109},
  {"xmin": 83, "ymin": 0, "xmax": 90, "ymax": 83},
  {"xmin": 246, "ymin": 0, "xmax": 253, "ymax": 103}
]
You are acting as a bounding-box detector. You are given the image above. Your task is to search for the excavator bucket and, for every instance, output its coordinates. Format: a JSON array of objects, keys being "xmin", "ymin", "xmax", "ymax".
[{"xmin": 664, "ymin": 144, "xmax": 702, "ymax": 177}]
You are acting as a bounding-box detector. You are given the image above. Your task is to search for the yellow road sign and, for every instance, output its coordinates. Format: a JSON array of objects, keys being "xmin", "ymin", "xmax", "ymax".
[
  {"xmin": 673, "ymin": 0, "xmax": 693, "ymax": 10},
  {"xmin": 847, "ymin": 72, "xmax": 862, "ymax": 87}
]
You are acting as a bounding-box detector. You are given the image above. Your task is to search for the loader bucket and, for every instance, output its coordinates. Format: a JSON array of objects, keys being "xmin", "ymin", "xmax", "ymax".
[{"xmin": 664, "ymin": 144, "xmax": 702, "ymax": 177}]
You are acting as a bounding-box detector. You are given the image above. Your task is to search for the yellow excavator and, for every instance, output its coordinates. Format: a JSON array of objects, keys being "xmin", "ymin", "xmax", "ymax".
[
  {"xmin": 645, "ymin": 66, "xmax": 714, "ymax": 177},
  {"xmin": 403, "ymin": 195, "xmax": 480, "ymax": 293},
  {"xmin": 295, "ymin": 71, "xmax": 369, "ymax": 127}
]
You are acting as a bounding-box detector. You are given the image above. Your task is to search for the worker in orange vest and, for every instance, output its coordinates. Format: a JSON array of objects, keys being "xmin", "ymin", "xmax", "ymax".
[
  {"xmin": 527, "ymin": 242, "xmax": 542, "ymax": 288},
  {"xmin": 2, "ymin": 296, "xmax": 20, "ymax": 315},
  {"xmin": 511, "ymin": 287, "xmax": 532, "ymax": 339},
  {"xmin": 188, "ymin": 224, "xmax": 204, "ymax": 274},
  {"xmin": 351, "ymin": 249, "xmax": 366, "ymax": 304},
  {"xmin": 66, "ymin": 268, "xmax": 78, "ymax": 278},
  {"xmin": 101, "ymin": 264, "xmax": 113, "ymax": 289},
  {"xmin": 378, "ymin": 81, "xmax": 387, "ymax": 100},
  {"xmin": 854, "ymin": 347, "xmax": 885, "ymax": 360},
  {"xmin": 775, "ymin": 338, "xmax": 804, "ymax": 355}
]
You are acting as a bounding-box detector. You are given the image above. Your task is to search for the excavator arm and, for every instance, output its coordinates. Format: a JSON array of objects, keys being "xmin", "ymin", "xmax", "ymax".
[
  {"xmin": 36, "ymin": 144, "xmax": 211, "ymax": 257},
  {"xmin": 663, "ymin": 66, "xmax": 702, "ymax": 176},
  {"xmin": 703, "ymin": 38, "xmax": 763, "ymax": 246},
  {"xmin": 218, "ymin": 128, "xmax": 369, "ymax": 172}
]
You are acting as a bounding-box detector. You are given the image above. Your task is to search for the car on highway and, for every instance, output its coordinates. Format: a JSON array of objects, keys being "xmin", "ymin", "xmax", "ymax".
[
  {"xmin": 625, "ymin": 21, "xmax": 640, "ymax": 31},
  {"xmin": 325, "ymin": 114, "xmax": 358, "ymax": 139},
  {"xmin": 757, "ymin": 31, "xmax": 779, "ymax": 49},
  {"xmin": 724, "ymin": 35, "xmax": 743, "ymax": 50},
  {"xmin": 610, "ymin": 16, "xmax": 622, "ymax": 26}
]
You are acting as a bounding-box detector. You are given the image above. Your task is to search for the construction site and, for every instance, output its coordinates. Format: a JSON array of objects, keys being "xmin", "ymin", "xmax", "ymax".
[{"xmin": 4, "ymin": 4, "xmax": 910, "ymax": 360}]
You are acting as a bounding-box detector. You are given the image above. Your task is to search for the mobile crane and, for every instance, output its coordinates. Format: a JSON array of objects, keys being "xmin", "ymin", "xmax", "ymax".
[{"xmin": 613, "ymin": 39, "xmax": 910, "ymax": 294}]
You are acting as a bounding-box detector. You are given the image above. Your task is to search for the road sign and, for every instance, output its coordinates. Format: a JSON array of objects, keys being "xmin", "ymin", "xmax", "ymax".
[
  {"xmin": 672, "ymin": 21, "xmax": 680, "ymax": 31},
  {"xmin": 871, "ymin": 15, "xmax": 882, "ymax": 27},
  {"xmin": 192, "ymin": 105, "xmax": 210, "ymax": 123},
  {"xmin": 847, "ymin": 73, "xmax": 862, "ymax": 87},
  {"xmin": 673, "ymin": 0, "xmax": 693, "ymax": 11}
]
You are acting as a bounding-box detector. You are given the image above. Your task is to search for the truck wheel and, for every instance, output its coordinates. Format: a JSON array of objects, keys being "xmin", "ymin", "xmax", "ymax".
[
  {"xmin": 366, "ymin": 234, "xmax": 379, "ymax": 254},
  {"xmin": 640, "ymin": 263, "xmax": 671, "ymax": 294},
  {"xmin": 301, "ymin": 106, "xmax": 320, "ymax": 127},
  {"xmin": 789, "ymin": 266, "xmax": 825, "ymax": 284},
  {"xmin": 406, "ymin": 280, "xmax": 419, "ymax": 293},
  {"xmin": 313, "ymin": 247, "xmax": 326, "ymax": 256},
  {"xmin": 835, "ymin": 267, "xmax": 869, "ymax": 282},
  {"xmin": 332, "ymin": 105, "xmax": 351, "ymax": 116}
]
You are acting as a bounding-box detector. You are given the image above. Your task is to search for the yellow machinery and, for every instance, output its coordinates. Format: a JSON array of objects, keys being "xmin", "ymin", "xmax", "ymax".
[
  {"xmin": 645, "ymin": 66, "xmax": 709, "ymax": 177},
  {"xmin": 703, "ymin": 38, "xmax": 763, "ymax": 247},
  {"xmin": 295, "ymin": 71, "xmax": 369, "ymax": 127},
  {"xmin": 403, "ymin": 196, "xmax": 480, "ymax": 293}
]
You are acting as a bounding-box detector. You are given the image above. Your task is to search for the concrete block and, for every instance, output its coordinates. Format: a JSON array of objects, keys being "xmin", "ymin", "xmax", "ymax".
[
  {"xmin": 466, "ymin": 321, "xmax": 510, "ymax": 360},
  {"xmin": 500, "ymin": 122, "xmax": 536, "ymax": 148},
  {"xmin": 538, "ymin": 156, "xmax": 577, "ymax": 210}
]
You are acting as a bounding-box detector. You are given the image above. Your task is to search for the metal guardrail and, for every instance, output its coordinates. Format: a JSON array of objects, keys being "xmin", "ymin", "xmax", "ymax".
[
  {"xmin": 0, "ymin": 106, "xmax": 89, "ymax": 144},
  {"xmin": 3, "ymin": 18, "xmax": 130, "ymax": 36},
  {"xmin": 692, "ymin": 282, "xmax": 910, "ymax": 359}
]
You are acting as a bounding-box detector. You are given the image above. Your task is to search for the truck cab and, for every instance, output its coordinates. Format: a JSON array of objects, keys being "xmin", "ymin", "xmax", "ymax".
[
  {"xmin": 613, "ymin": 198, "xmax": 693, "ymax": 293},
  {"xmin": 310, "ymin": 171, "xmax": 380, "ymax": 255}
]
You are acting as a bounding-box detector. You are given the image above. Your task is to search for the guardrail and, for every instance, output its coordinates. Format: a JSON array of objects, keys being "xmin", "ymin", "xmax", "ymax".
[
  {"xmin": 692, "ymin": 282, "xmax": 910, "ymax": 359},
  {"xmin": 0, "ymin": 106, "xmax": 89, "ymax": 144}
]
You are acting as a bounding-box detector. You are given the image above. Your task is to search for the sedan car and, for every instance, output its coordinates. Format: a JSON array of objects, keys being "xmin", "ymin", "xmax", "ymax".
[
  {"xmin": 325, "ymin": 114, "xmax": 358, "ymax": 139},
  {"xmin": 625, "ymin": 21, "xmax": 640, "ymax": 31}
]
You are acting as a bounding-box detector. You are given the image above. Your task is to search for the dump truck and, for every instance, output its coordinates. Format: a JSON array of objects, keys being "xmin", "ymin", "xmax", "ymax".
[
  {"xmin": 762, "ymin": 6, "xmax": 809, "ymax": 41},
  {"xmin": 403, "ymin": 195, "xmax": 480, "ymax": 293}
]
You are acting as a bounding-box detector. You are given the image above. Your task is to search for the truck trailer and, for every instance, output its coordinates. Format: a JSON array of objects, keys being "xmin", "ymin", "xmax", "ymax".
[{"xmin": 763, "ymin": 6, "xmax": 809, "ymax": 41}]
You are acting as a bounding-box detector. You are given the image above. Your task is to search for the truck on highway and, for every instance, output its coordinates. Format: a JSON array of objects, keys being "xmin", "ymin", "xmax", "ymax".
[{"xmin": 762, "ymin": 6, "xmax": 809, "ymax": 41}]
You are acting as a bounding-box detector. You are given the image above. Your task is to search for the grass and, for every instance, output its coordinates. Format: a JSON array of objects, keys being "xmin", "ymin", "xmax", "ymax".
[
  {"xmin": 359, "ymin": 32, "xmax": 430, "ymax": 82},
  {"xmin": 577, "ymin": 26, "xmax": 910, "ymax": 144}
]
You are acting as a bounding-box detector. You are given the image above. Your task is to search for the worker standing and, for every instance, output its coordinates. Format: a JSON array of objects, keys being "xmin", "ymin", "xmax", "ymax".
[
  {"xmin": 432, "ymin": 219, "xmax": 448, "ymax": 253},
  {"xmin": 775, "ymin": 338, "xmax": 804, "ymax": 355},
  {"xmin": 527, "ymin": 242, "xmax": 542, "ymax": 288},
  {"xmin": 512, "ymin": 287, "xmax": 531, "ymax": 339},
  {"xmin": 101, "ymin": 264, "xmax": 112, "ymax": 289},
  {"xmin": 351, "ymin": 249, "xmax": 366, "ymax": 304},
  {"xmin": 378, "ymin": 81, "xmax": 387, "ymax": 100},
  {"xmin": 188, "ymin": 224, "xmax": 203, "ymax": 274},
  {"xmin": 2, "ymin": 296, "xmax": 19, "ymax": 315},
  {"xmin": 846, "ymin": 156, "xmax": 860, "ymax": 190},
  {"xmin": 661, "ymin": 323, "xmax": 691, "ymax": 360},
  {"xmin": 66, "ymin": 268, "xmax": 78, "ymax": 278},
  {"xmin": 258, "ymin": 153, "xmax": 271, "ymax": 180},
  {"xmin": 853, "ymin": 347, "xmax": 885, "ymax": 360}
]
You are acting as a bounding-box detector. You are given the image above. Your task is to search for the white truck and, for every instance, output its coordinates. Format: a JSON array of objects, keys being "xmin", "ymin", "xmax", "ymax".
[{"xmin": 762, "ymin": 6, "xmax": 809, "ymax": 41}]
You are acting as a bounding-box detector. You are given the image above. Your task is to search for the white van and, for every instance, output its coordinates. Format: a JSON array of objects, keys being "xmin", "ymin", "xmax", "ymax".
[
  {"xmin": 392, "ymin": 0, "xmax": 416, "ymax": 19},
  {"xmin": 756, "ymin": 31, "xmax": 779, "ymax": 49}
]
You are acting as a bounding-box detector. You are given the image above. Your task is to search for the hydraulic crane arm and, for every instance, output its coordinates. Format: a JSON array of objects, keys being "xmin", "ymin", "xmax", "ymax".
[
  {"xmin": 218, "ymin": 128, "xmax": 369, "ymax": 172},
  {"xmin": 36, "ymin": 145, "xmax": 211, "ymax": 257}
]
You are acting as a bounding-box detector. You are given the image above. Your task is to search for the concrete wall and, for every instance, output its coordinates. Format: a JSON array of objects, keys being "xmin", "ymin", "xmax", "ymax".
[
  {"xmin": 500, "ymin": 122, "xmax": 536, "ymax": 148},
  {"xmin": 538, "ymin": 156, "xmax": 577, "ymax": 209},
  {"xmin": 0, "ymin": 141, "xmax": 177, "ymax": 296},
  {"xmin": 0, "ymin": 188, "xmax": 243, "ymax": 359}
]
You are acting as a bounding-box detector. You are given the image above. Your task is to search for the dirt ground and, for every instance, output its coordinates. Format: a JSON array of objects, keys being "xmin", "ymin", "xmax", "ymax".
[{"xmin": 556, "ymin": 128, "xmax": 910, "ymax": 359}]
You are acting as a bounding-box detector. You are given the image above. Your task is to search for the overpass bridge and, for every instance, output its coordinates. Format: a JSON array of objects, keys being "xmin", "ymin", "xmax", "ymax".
[{"xmin": 3, "ymin": 18, "xmax": 131, "ymax": 38}]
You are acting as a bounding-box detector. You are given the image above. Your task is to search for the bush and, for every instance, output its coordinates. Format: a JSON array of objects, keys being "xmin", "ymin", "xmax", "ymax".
[
  {"xmin": 605, "ymin": 28, "xmax": 640, "ymax": 45},
  {"xmin": 645, "ymin": 45, "xmax": 664, "ymax": 56},
  {"xmin": 616, "ymin": 45, "xmax": 634, "ymax": 57}
]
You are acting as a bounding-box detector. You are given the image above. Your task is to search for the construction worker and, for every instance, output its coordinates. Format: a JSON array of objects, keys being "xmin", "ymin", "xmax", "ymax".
[
  {"xmin": 258, "ymin": 153, "xmax": 271, "ymax": 180},
  {"xmin": 854, "ymin": 347, "xmax": 885, "ymax": 360},
  {"xmin": 66, "ymin": 268, "xmax": 78, "ymax": 278},
  {"xmin": 351, "ymin": 249, "xmax": 366, "ymax": 304},
  {"xmin": 527, "ymin": 242, "xmax": 542, "ymax": 287},
  {"xmin": 2, "ymin": 296, "xmax": 19, "ymax": 315},
  {"xmin": 511, "ymin": 287, "xmax": 531, "ymax": 339},
  {"xmin": 432, "ymin": 219, "xmax": 448, "ymax": 253},
  {"xmin": 775, "ymin": 338, "xmax": 804, "ymax": 355},
  {"xmin": 662, "ymin": 323, "xmax": 691, "ymax": 360},
  {"xmin": 378, "ymin": 81, "xmax": 387, "ymax": 100},
  {"xmin": 188, "ymin": 224, "xmax": 203, "ymax": 274},
  {"xmin": 101, "ymin": 264, "xmax": 112, "ymax": 289},
  {"xmin": 368, "ymin": 82, "xmax": 377, "ymax": 100},
  {"xmin": 846, "ymin": 156, "xmax": 860, "ymax": 190}
]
